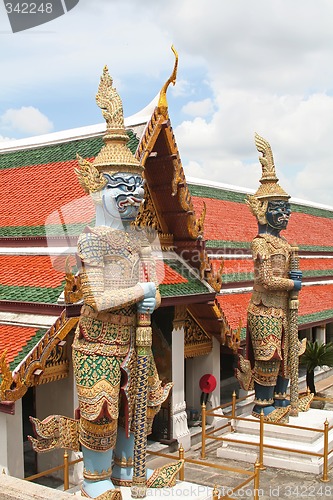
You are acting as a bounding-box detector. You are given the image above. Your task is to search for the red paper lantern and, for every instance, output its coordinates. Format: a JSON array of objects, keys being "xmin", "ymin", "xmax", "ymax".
[{"xmin": 199, "ymin": 374, "xmax": 217, "ymax": 393}]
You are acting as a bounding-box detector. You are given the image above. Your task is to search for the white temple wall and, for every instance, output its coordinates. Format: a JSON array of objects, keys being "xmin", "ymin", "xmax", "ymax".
[
  {"xmin": 0, "ymin": 400, "xmax": 24, "ymax": 478},
  {"xmin": 35, "ymin": 351, "xmax": 77, "ymax": 476},
  {"xmin": 185, "ymin": 337, "xmax": 221, "ymax": 426}
]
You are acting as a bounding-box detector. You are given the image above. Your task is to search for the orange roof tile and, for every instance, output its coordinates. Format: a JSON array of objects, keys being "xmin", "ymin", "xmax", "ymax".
[
  {"xmin": 217, "ymin": 284, "xmax": 333, "ymax": 333},
  {"xmin": 299, "ymin": 284, "xmax": 333, "ymax": 317},
  {"xmin": 0, "ymin": 255, "xmax": 69, "ymax": 288},
  {"xmin": 0, "ymin": 160, "xmax": 94, "ymax": 228},
  {"xmin": 211, "ymin": 258, "xmax": 254, "ymax": 275},
  {"xmin": 217, "ymin": 293, "xmax": 250, "ymax": 330},
  {"xmin": 0, "ymin": 324, "xmax": 41, "ymax": 365},
  {"xmin": 192, "ymin": 195, "xmax": 333, "ymax": 249},
  {"xmin": 159, "ymin": 263, "xmax": 188, "ymax": 285}
]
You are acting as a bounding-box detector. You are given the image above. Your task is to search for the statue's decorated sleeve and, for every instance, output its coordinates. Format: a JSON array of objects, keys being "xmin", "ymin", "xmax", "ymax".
[
  {"xmin": 251, "ymin": 238, "xmax": 294, "ymax": 291},
  {"xmin": 138, "ymin": 232, "xmax": 162, "ymax": 310},
  {"xmin": 77, "ymin": 232, "xmax": 145, "ymax": 312}
]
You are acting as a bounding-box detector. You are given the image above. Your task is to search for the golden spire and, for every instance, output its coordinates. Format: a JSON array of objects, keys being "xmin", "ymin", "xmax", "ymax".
[
  {"xmin": 75, "ymin": 66, "xmax": 143, "ymax": 193},
  {"xmin": 158, "ymin": 45, "xmax": 178, "ymax": 118},
  {"xmin": 95, "ymin": 65, "xmax": 125, "ymax": 131},
  {"xmin": 246, "ymin": 133, "xmax": 290, "ymax": 223},
  {"xmin": 253, "ymin": 132, "xmax": 290, "ymax": 201}
]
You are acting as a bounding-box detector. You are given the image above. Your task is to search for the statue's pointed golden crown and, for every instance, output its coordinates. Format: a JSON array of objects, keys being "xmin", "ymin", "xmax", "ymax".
[
  {"xmin": 92, "ymin": 66, "xmax": 143, "ymax": 176},
  {"xmin": 253, "ymin": 133, "xmax": 290, "ymax": 200}
]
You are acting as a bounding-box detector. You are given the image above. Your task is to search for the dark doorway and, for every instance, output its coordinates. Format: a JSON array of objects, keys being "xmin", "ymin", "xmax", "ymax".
[{"xmin": 22, "ymin": 387, "xmax": 37, "ymax": 477}]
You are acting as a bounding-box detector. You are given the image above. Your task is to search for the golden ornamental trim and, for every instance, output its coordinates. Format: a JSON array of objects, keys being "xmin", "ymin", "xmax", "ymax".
[
  {"xmin": 173, "ymin": 305, "xmax": 188, "ymax": 330},
  {"xmin": 0, "ymin": 313, "xmax": 78, "ymax": 402},
  {"xmin": 36, "ymin": 361, "xmax": 69, "ymax": 385},
  {"xmin": 205, "ymin": 258, "xmax": 224, "ymax": 293},
  {"xmin": 64, "ymin": 257, "xmax": 83, "ymax": 304},
  {"xmin": 74, "ymin": 154, "xmax": 107, "ymax": 194},
  {"xmin": 223, "ymin": 318, "xmax": 242, "ymax": 353},
  {"xmin": 184, "ymin": 342, "xmax": 212, "ymax": 359}
]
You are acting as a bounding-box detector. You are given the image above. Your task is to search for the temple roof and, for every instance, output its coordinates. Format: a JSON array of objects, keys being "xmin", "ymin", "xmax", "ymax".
[
  {"xmin": 189, "ymin": 179, "xmax": 333, "ymax": 253},
  {"xmin": 1, "ymin": 78, "xmax": 333, "ymax": 401}
]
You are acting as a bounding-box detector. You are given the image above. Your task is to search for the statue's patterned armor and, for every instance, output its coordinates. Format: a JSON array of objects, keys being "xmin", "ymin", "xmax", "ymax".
[
  {"xmin": 72, "ymin": 226, "xmax": 169, "ymax": 453},
  {"xmin": 247, "ymin": 233, "xmax": 294, "ymax": 387}
]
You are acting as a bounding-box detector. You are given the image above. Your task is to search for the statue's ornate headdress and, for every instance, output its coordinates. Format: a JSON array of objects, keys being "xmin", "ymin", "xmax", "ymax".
[
  {"xmin": 75, "ymin": 66, "xmax": 143, "ymax": 194},
  {"xmin": 246, "ymin": 133, "xmax": 290, "ymax": 223}
]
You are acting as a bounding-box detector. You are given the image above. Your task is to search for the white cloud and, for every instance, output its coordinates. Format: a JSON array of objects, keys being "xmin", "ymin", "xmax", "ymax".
[
  {"xmin": 182, "ymin": 98, "xmax": 214, "ymax": 118},
  {"xmin": 0, "ymin": 107, "xmax": 54, "ymax": 135},
  {"xmin": 0, "ymin": 135, "xmax": 15, "ymax": 143},
  {"xmin": 2, "ymin": 0, "xmax": 333, "ymax": 204},
  {"xmin": 176, "ymin": 90, "xmax": 333, "ymax": 205}
]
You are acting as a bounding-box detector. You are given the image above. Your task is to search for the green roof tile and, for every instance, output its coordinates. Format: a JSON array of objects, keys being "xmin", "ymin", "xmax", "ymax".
[
  {"xmin": 0, "ymin": 283, "xmax": 65, "ymax": 303},
  {"xmin": 0, "ymin": 131, "xmax": 139, "ymax": 171},
  {"xmin": 160, "ymin": 259, "xmax": 209, "ymax": 297},
  {"xmin": 10, "ymin": 328, "xmax": 47, "ymax": 371}
]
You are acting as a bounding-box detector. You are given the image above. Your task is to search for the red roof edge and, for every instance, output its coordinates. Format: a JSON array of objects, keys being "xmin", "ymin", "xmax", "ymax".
[
  {"xmin": 0, "ymin": 300, "xmax": 64, "ymax": 316},
  {"xmin": 0, "ymin": 236, "xmax": 78, "ymax": 248},
  {"xmin": 0, "ymin": 401, "xmax": 15, "ymax": 415}
]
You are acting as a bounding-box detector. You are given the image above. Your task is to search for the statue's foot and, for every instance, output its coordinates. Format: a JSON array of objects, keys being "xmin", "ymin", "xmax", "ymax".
[
  {"xmin": 81, "ymin": 479, "xmax": 121, "ymax": 500},
  {"xmin": 111, "ymin": 460, "xmax": 184, "ymax": 488},
  {"xmin": 298, "ymin": 393, "xmax": 314, "ymax": 412},
  {"xmin": 81, "ymin": 489, "xmax": 122, "ymax": 500},
  {"xmin": 252, "ymin": 406, "xmax": 290, "ymax": 423}
]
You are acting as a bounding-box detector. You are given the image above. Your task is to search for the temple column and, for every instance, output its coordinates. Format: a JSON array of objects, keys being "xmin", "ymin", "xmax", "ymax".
[
  {"xmin": 0, "ymin": 400, "xmax": 24, "ymax": 478},
  {"xmin": 314, "ymin": 324, "xmax": 326, "ymax": 344},
  {"xmin": 171, "ymin": 306, "xmax": 191, "ymax": 451},
  {"xmin": 326, "ymin": 322, "xmax": 333, "ymax": 344},
  {"xmin": 185, "ymin": 337, "xmax": 221, "ymax": 426}
]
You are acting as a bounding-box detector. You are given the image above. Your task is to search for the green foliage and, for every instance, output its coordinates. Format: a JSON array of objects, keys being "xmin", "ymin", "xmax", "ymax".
[{"xmin": 300, "ymin": 341, "xmax": 333, "ymax": 372}]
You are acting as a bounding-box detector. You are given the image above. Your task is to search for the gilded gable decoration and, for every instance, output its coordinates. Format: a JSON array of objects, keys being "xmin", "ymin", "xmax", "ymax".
[
  {"xmin": 0, "ymin": 312, "xmax": 78, "ymax": 402},
  {"xmin": 184, "ymin": 315, "xmax": 212, "ymax": 358},
  {"xmin": 135, "ymin": 184, "xmax": 163, "ymax": 232}
]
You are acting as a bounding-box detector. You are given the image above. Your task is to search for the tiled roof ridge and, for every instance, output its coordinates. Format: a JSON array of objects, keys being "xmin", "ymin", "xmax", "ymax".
[
  {"xmin": 0, "ymin": 134, "xmax": 137, "ymax": 171},
  {"xmin": 0, "ymin": 93, "xmax": 159, "ymax": 154},
  {"xmin": 189, "ymin": 180, "xmax": 333, "ymax": 218}
]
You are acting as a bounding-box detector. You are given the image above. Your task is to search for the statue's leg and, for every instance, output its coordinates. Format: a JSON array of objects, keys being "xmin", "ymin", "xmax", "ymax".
[
  {"xmin": 111, "ymin": 426, "xmax": 135, "ymax": 486},
  {"xmin": 274, "ymin": 375, "xmax": 290, "ymax": 407},
  {"xmin": 253, "ymin": 381, "xmax": 275, "ymax": 416},
  {"xmin": 111, "ymin": 426, "xmax": 183, "ymax": 488},
  {"xmin": 80, "ymin": 418, "xmax": 119, "ymax": 499},
  {"xmin": 252, "ymin": 360, "xmax": 289, "ymax": 422}
]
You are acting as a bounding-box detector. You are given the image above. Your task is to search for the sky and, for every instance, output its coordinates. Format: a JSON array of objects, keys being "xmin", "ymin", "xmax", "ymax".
[{"xmin": 1, "ymin": 0, "xmax": 333, "ymax": 206}]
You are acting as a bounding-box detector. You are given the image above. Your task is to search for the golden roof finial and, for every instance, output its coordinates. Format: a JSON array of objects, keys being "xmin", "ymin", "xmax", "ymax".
[{"xmin": 158, "ymin": 45, "xmax": 178, "ymax": 118}]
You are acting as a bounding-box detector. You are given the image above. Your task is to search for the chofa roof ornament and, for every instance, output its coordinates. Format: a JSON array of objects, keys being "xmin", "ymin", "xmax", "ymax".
[
  {"xmin": 75, "ymin": 66, "xmax": 143, "ymax": 194},
  {"xmin": 246, "ymin": 133, "xmax": 290, "ymax": 223},
  {"xmin": 157, "ymin": 45, "xmax": 178, "ymax": 118}
]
